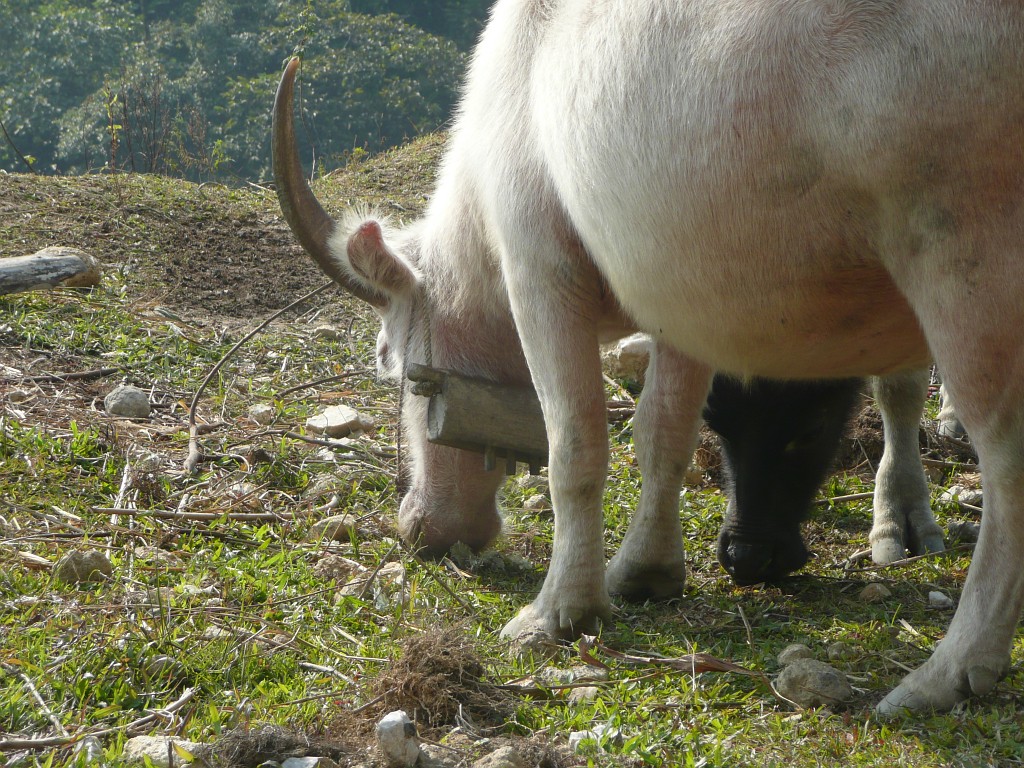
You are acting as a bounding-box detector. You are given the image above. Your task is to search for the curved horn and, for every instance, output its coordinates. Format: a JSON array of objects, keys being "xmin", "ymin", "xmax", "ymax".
[{"xmin": 273, "ymin": 57, "xmax": 387, "ymax": 307}]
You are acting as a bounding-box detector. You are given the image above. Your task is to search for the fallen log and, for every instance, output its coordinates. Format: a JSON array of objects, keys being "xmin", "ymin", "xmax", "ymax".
[{"xmin": 0, "ymin": 247, "xmax": 101, "ymax": 295}]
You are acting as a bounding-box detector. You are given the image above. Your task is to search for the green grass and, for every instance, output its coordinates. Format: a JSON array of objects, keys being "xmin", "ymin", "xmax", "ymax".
[{"xmin": 0, "ymin": 159, "xmax": 1021, "ymax": 767}]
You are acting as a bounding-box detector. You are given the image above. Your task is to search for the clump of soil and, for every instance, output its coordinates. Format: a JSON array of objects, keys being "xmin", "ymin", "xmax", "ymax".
[{"xmin": 373, "ymin": 626, "xmax": 513, "ymax": 729}]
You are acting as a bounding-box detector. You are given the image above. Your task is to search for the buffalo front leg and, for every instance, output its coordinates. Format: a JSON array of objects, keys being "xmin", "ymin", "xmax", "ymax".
[
  {"xmin": 606, "ymin": 343, "xmax": 711, "ymax": 601},
  {"xmin": 869, "ymin": 370, "xmax": 945, "ymax": 564},
  {"xmin": 498, "ymin": 249, "xmax": 617, "ymax": 644}
]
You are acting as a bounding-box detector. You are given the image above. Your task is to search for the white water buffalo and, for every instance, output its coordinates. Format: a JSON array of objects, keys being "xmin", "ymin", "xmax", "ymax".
[{"xmin": 274, "ymin": 0, "xmax": 1024, "ymax": 713}]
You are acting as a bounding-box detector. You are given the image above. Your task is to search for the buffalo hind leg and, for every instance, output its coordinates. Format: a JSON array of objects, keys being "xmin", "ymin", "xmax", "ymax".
[
  {"xmin": 606, "ymin": 343, "xmax": 711, "ymax": 601},
  {"xmin": 879, "ymin": 234, "xmax": 1024, "ymax": 713},
  {"xmin": 869, "ymin": 370, "xmax": 946, "ymax": 564}
]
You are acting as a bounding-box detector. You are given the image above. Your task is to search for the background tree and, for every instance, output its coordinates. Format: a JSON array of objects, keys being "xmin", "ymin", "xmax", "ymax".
[{"xmin": 0, "ymin": 0, "xmax": 492, "ymax": 180}]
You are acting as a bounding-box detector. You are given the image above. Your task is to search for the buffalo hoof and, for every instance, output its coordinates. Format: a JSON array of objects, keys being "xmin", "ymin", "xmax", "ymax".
[
  {"xmin": 870, "ymin": 516, "xmax": 945, "ymax": 565},
  {"xmin": 605, "ymin": 553, "xmax": 686, "ymax": 602},
  {"xmin": 877, "ymin": 652, "xmax": 1009, "ymax": 715},
  {"xmin": 500, "ymin": 593, "xmax": 610, "ymax": 647}
]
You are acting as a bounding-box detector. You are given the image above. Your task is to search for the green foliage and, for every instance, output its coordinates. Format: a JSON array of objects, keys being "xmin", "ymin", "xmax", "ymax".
[{"xmin": 0, "ymin": 0, "xmax": 478, "ymax": 180}]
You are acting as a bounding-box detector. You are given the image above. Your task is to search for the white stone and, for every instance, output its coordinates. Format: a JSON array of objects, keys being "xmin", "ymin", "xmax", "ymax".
[
  {"xmin": 567, "ymin": 685, "xmax": 601, "ymax": 704},
  {"xmin": 308, "ymin": 514, "xmax": 359, "ymax": 543},
  {"xmin": 569, "ymin": 724, "xmax": 622, "ymax": 753},
  {"xmin": 121, "ymin": 736, "xmax": 201, "ymax": 767},
  {"xmin": 522, "ymin": 494, "xmax": 550, "ymax": 512},
  {"xmin": 601, "ymin": 332, "xmax": 652, "ymax": 381},
  {"xmin": 775, "ymin": 660, "xmax": 854, "ymax": 708},
  {"xmin": 312, "ymin": 324, "xmax": 344, "ymax": 340},
  {"xmin": 515, "ymin": 473, "xmax": 548, "ymax": 492},
  {"xmin": 929, "ymin": 590, "xmax": 955, "ymax": 609},
  {"xmin": 73, "ymin": 735, "xmax": 103, "ymax": 764},
  {"xmin": 939, "ymin": 485, "xmax": 983, "ymax": 507},
  {"xmin": 249, "ymin": 403, "xmax": 276, "ymax": 425},
  {"xmin": 306, "ymin": 405, "xmax": 375, "ymax": 438},
  {"xmin": 104, "ymin": 385, "xmax": 151, "ymax": 418},
  {"xmin": 376, "ymin": 710, "xmax": 420, "ymax": 768},
  {"xmin": 283, "ymin": 758, "xmax": 339, "ymax": 768},
  {"xmin": 777, "ymin": 643, "xmax": 814, "ymax": 666}
]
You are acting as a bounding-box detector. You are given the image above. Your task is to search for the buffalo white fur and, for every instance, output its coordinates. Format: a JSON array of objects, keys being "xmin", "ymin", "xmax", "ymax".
[{"xmin": 278, "ymin": 0, "xmax": 1024, "ymax": 714}]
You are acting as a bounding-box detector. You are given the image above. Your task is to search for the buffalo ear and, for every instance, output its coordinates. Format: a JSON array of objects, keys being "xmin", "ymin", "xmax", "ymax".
[{"xmin": 345, "ymin": 219, "xmax": 416, "ymax": 298}]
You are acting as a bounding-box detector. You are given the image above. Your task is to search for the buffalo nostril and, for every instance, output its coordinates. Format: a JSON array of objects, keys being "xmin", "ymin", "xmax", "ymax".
[{"xmin": 719, "ymin": 539, "xmax": 775, "ymax": 585}]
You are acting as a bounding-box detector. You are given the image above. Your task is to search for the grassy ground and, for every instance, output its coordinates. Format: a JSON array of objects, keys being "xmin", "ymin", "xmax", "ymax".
[{"xmin": 0, "ymin": 140, "xmax": 1021, "ymax": 767}]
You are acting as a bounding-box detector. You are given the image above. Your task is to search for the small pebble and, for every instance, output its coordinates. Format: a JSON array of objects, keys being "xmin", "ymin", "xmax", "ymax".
[
  {"xmin": 523, "ymin": 494, "xmax": 550, "ymax": 512},
  {"xmin": 248, "ymin": 403, "xmax": 275, "ymax": 425},
  {"xmin": 54, "ymin": 551, "xmax": 113, "ymax": 585},
  {"xmin": 826, "ymin": 641, "xmax": 856, "ymax": 661},
  {"xmin": 312, "ymin": 324, "xmax": 344, "ymax": 340},
  {"xmin": 471, "ymin": 745, "xmax": 527, "ymax": 768},
  {"xmin": 859, "ymin": 583, "xmax": 892, "ymax": 603},
  {"xmin": 928, "ymin": 590, "xmax": 955, "ymax": 609},
  {"xmin": 567, "ymin": 685, "xmax": 600, "ymax": 703},
  {"xmin": 777, "ymin": 643, "xmax": 814, "ymax": 666}
]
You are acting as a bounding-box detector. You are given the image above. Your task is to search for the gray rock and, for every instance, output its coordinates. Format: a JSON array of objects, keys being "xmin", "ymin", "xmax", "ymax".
[
  {"xmin": 54, "ymin": 551, "xmax": 113, "ymax": 584},
  {"xmin": 859, "ymin": 583, "xmax": 892, "ymax": 603},
  {"xmin": 143, "ymin": 655, "xmax": 188, "ymax": 684},
  {"xmin": 122, "ymin": 736, "xmax": 201, "ymax": 767},
  {"xmin": 472, "ymin": 745, "xmax": 527, "ymax": 768},
  {"xmin": 306, "ymin": 405, "xmax": 375, "ymax": 438},
  {"xmin": 104, "ymin": 385, "xmax": 151, "ymax": 418},
  {"xmin": 376, "ymin": 710, "xmax": 420, "ymax": 768},
  {"xmin": 515, "ymin": 473, "xmax": 548, "ymax": 492},
  {"xmin": 537, "ymin": 665, "xmax": 610, "ymax": 686},
  {"xmin": 948, "ymin": 520, "xmax": 981, "ymax": 543},
  {"xmin": 777, "ymin": 643, "xmax": 814, "ymax": 666},
  {"xmin": 419, "ymin": 744, "xmax": 459, "ymax": 768},
  {"xmin": 928, "ymin": 590, "xmax": 955, "ymax": 609},
  {"xmin": 775, "ymin": 660, "xmax": 854, "ymax": 708}
]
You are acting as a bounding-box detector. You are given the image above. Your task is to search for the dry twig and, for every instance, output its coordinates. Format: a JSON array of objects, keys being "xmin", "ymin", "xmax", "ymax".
[{"xmin": 184, "ymin": 282, "xmax": 335, "ymax": 474}]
